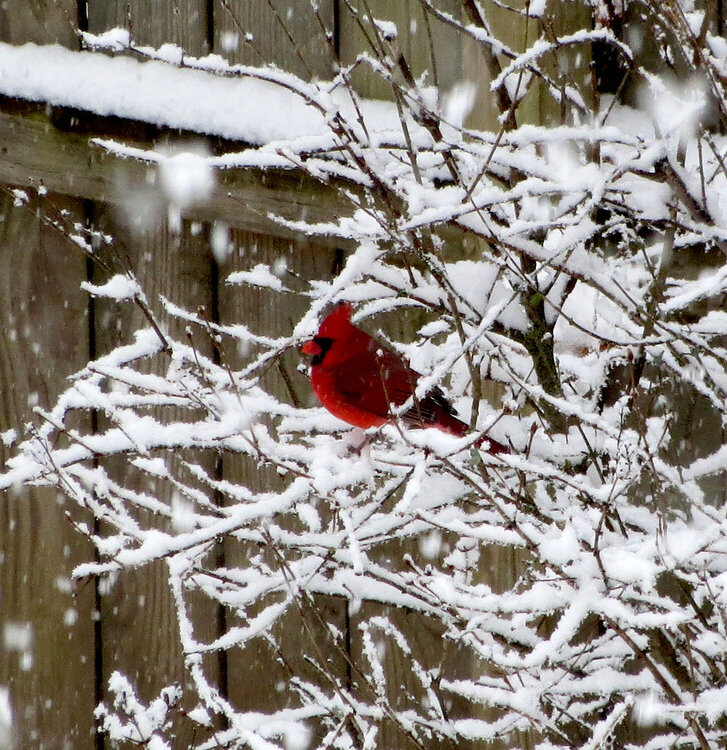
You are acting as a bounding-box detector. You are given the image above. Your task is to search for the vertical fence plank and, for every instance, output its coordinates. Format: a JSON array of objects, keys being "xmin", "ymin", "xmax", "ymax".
[
  {"xmin": 402, "ymin": 0, "xmax": 464, "ymax": 93},
  {"xmin": 0, "ymin": 0, "xmax": 78, "ymax": 47},
  {"xmin": 0, "ymin": 12, "xmax": 95, "ymax": 750},
  {"xmin": 216, "ymin": 230, "xmax": 350, "ymax": 736},
  {"xmin": 88, "ymin": 208, "xmax": 221, "ymax": 745},
  {"xmin": 541, "ymin": 0, "xmax": 593, "ymax": 125},
  {"xmin": 461, "ymin": 0, "xmax": 531, "ymax": 129},
  {"xmin": 0, "ymin": 192, "xmax": 96, "ymax": 749},
  {"xmin": 84, "ymin": 1, "xmax": 220, "ymax": 738},
  {"xmin": 212, "ymin": 0, "xmax": 335, "ymax": 78},
  {"xmin": 465, "ymin": 0, "xmax": 593, "ymax": 130},
  {"xmin": 87, "ymin": 0, "xmax": 211, "ymax": 56},
  {"xmin": 334, "ymin": 308, "xmax": 476, "ymax": 750},
  {"xmin": 338, "ymin": 0, "xmax": 422, "ymax": 100},
  {"xmin": 338, "ymin": 0, "xmax": 464, "ymax": 101}
]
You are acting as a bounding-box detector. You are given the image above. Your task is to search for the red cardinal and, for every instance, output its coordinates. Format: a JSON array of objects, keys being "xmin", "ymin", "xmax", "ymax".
[{"xmin": 302, "ymin": 304, "xmax": 508, "ymax": 454}]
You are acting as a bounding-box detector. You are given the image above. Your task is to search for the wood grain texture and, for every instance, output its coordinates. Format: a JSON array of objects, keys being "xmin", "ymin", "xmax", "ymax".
[
  {"xmin": 461, "ymin": 0, "xmax": 514, "ymax": 131},
  {"xmin": 87, "ymin": 0, "xmax": 211, "ymax": 57},
  {"xmin": 213, "ymin": 0, "xmax": 335, "ymax": 79},
  {"xmin": 216, "ymin": 230, "xmax": 350, "ymax": 734},
  {"xmin": 89, "ymin": 208, "xmax": 222, "ymax": 747},
  {"xmin": 465, "ymin": 0, "xmax": 593, "ymax": 130},
  {"xmin": 0, "ymin": 192, "xmax": 96, "ymax": 750},
  {"xmin": 0, "ymin": 100, "xmax": 356, "ymax": 247},
  {"xmin": 339, "ymin": 0, "xmax": 464, "ymax": 102},
  {"xmin": 0, "ymin": 0, "xmax": 78, "ymax": 47}
]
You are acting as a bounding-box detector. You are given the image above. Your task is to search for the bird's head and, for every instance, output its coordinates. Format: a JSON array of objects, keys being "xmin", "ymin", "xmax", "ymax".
[
  {"xmin": 302, "ymin": 336, "xmax": 333, "ymax": 366},
  {"xmin": 302, "ymin": 303, "xmax": 354, "ymax": 366}
]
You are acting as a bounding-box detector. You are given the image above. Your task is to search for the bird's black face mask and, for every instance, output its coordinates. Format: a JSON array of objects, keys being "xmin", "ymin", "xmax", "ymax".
[{"xmin": 305, "ymin": 336, "xmax": 333, "ymax": 366}]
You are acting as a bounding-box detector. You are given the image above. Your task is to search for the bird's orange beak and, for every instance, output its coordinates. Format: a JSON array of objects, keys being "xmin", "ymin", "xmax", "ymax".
[{"xmin": 302, "ymin": 340, "xmax": 321, "ymax": 356}]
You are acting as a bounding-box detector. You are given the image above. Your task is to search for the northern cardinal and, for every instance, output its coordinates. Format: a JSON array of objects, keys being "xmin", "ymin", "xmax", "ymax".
[{"xmin": 302, "ymin": 304, "xmax": 509, "ymax": 454}]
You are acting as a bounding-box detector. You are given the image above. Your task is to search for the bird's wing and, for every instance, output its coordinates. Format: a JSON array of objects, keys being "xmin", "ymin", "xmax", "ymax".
[
  {"xmin": 367, "ymin": 343, "xmax": 461, "ymax": 422},
  {"xmin": 402, "ymin": 385, "xmax": 460, "ymax": 424},
  {"xmin": 330, "ymin": 338, "xmax": 418, "ymax": 418},
  {"xmin": 327, "ymin": 334, "xmax": 465, "ymax": 431},
  {"xmin": 371, "ymin": 349, "xmax": 465, "ymax": 431}
]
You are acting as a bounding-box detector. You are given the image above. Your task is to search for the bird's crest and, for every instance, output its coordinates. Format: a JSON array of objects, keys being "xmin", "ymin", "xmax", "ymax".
[{"xmin": 318, "ymin": 303, "xmax": 354, "ymax": 337}]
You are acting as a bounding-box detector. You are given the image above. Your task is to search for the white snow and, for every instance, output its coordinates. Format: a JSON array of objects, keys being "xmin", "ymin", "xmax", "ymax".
[
  {"xmin": 227, "ymin": 264, "xmax": 287, "ymax": 291},
  {"xmin": 0, "ymin": 41, "xmax": 405, "ymax": 145},
  {"xmin": 0, "ymin": 687, "xmax": 12, "ymax": 750},
  {"xmin": 158, "ymin": 151, "xmax": 214, "ymax": 209},
  {"xmin": 81, "ymin": 27, "xmax": 132, "ymax": 52},
  {"xmin": 210, "ymin": 222, "xmax": 233, "ymax": 263},
  {"xmin": 442, "ymin": 82, "xmax": 477, "ymax": 129},
  {"xmin": 81, "ymin": 274, "xmax": 141, "ymax": 301},
  {"xmin": 3, "ymin": 622, "xmax": 32, "ymax": 652},
  {"xmin": 0, "ymin": 429, "xmax": 16, "ymax": 447}
]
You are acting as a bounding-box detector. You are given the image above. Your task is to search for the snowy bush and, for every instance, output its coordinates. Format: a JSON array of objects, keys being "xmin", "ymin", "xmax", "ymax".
[{"xmin": 5, "ymin": 1, "xmax": 727, "ymax": 748}]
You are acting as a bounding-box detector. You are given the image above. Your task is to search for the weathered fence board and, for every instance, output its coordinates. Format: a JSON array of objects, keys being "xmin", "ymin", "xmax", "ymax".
[
  {"xmin": 0, "ymin": 0, "xmax": 77, "ymax": 47},
  {"xmin": 217, "ymin": 230, "xmax": 350, "ymax": 729},
  {"xmin": 339, "ymin": 0, "xmax": 465, "ymax": 103},
  {"xmin": 87, "ymin": 0, "xmax": 211, "ymax": 57},
  {"xmin": 0, "ymin": 14, "xmax": 94, "ymax": 750},
  {"xmin": 0, "ymin": 100, "xmax": 355, "ymax": 247},
  {"xmin": 214, "ymin": 0, "xmax": 336, "ymax": 79},
  {"xmin": 88, "ymin": 207, "xmax": 223, "ymax": 746},
  {"xmin": 0, "ymin": 192, "xmax": 96, "ymax": 749}
]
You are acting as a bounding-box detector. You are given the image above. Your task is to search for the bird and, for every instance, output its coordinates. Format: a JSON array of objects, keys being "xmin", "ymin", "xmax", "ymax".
[{"xmin": 302, "ymin": 303, "xmax": 509, "ymax": 454}]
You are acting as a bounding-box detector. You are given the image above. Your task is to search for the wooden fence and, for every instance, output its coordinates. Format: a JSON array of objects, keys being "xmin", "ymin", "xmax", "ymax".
[{"xmin": 0, "ymin": 2, "xmax": 564, "ymax": 748}]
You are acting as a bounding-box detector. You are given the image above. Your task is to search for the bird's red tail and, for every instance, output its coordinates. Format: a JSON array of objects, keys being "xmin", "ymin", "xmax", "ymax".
[
  {"xmin": 474, "ymin": 432, "xmax": 510, "ymax": 455},
  {"xmin": 418, "ymin": 408, "xmax": 510, "ymax": 455}
]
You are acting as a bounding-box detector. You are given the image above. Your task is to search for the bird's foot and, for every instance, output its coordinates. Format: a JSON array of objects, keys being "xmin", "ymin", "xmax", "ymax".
[
  {"xmin": 346, "ymin": 435, "xmax": 371, "ymax": 456},
  {"xmin": 343, "ymin": 427, "xmax": 370, "ymax": 456}
]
